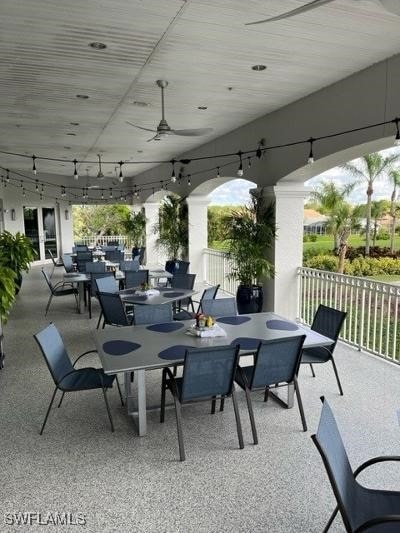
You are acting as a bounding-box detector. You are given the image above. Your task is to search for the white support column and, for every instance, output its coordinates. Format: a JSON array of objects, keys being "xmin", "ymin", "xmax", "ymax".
[
  {"xmin": 143, "ymin": 202, "xmax": 161, "ymax": 265},
  {"xmin": 186, "ymin": 195, "xmax": 210, "ymax": 282},
  {"xmin": 261, "ymin": 182, "xmax": 307, "ymax": 320}
]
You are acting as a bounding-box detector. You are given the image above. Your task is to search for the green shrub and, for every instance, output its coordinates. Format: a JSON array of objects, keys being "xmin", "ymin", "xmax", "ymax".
[
  {"xmin": 304, "ymin": 255, "xmax": 338, "ymax": 272},
  {"xmin": 345, "ymin": 257, "xmax": 400, "ymax": 276},
  {"xmin": 376, "ymin": 230, "xmax": 390, "ymax": 240}
]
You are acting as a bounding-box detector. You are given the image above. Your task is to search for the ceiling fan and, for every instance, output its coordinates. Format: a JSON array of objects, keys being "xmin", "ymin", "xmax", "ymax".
[
  {"xmin": 126, "ymin": 80, "xmax": 213, "ymax": 142},
  {"xmin": 246, "ymin": 0, "xmax": 400, "ymax": 25}
]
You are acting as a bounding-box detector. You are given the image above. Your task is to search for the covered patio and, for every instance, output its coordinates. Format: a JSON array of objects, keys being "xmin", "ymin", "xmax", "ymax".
[{"xmin": 1, "ymin": 264, "xmax": 399, "ymax": 531}]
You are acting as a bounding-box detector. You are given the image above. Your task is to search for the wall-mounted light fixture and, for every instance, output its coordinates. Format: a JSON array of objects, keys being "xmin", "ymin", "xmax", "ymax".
[
  {"xmin": 64, "ymin": 209, "xmax": 69, "ymax": 220},
  {"xmin": 11, "ymin": 208, "xmax": 16, "ymax": 221}
]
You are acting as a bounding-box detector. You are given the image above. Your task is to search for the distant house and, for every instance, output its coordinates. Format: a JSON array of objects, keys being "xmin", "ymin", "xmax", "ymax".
[{"xmin": 303, "ymin": 208, "xmax": 328, "ymax": 234}]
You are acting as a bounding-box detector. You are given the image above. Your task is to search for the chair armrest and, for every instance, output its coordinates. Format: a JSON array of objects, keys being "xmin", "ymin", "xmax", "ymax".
[
  {"xmin": 354, "ymin": 456, "xmax": 400, "ymax": 478},
  {"xmin": 58, "ymin": 367, "xmax": 105, "ymax": 388},
  {"xmin": 72, "ymin": 349, "xmax": 98, "ymax": 367},
  {"xmin": 164, "ymin": 366, "xmax": 176, "ymax": 380},
  {"xmin": 355, "ymin": 515, "xmax": 400, "ymax": 532}
]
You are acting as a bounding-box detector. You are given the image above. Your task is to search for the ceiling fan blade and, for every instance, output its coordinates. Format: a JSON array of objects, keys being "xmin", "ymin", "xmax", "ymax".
[
  {"xmin": 379, "ymin": 0, "xmax": 400, "ymax": 16},
  {"xmin": 126, "ymin": 121, "xmax": 157, "ymax": 133},
  {"xmin": 246, "ymin": 0, "xmax": 335, "ymax": 25},
  {"xmin": 146, "ymin": 134, "xmax": 163, "ymax": 142},
  {"xmin": 170, "ymin": 128, "xmax": 214, "ymax": 137}
]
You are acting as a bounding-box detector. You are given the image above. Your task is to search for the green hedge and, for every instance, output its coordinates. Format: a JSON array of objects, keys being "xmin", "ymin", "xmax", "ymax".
[{"xmin": 304, "ymin": 255, "xmax": 400, "ymax": 276}]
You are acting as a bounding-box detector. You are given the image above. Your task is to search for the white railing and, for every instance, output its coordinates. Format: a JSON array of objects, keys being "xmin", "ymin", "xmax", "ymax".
[
  {"xmin": 298, "ymin": 267, "xmax": 400, "ymax": 364},
  {"xmin": 75, "ymin": 235, "xmax": 132, "ymax": 248},
  {"xmin": 203, "ymin": 248, "xmax": 238, "ymax": 295}
]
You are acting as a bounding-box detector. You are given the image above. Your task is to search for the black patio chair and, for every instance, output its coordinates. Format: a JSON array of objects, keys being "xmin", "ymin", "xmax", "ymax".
[
  {"xmin": 97, "ymin": 291, "xmax": 133, "ymax": 328},
  {"xmin": 120, "ymin": 259, "xmax": 140, "ymax": 272},
  {"xmin": 133, "ymin": 303, "xmax": 173, "ymax": 325},
  {"xmin": 234, "ymin": 335, "xmax": 307, "ymax": 443},
  {"xmin": 170, "ymin": 273, "xmax": 196, "ymax": 311},
  {"xmin": 125, "ymin": 270, "xmax": 149, "ymax": 289},
  {"xmin": 87, "ymin": 271, "xmax": 111, "ymax": 319},
  {"xmin": 301, "ymin": 304, "xmax": 347, "ymax": 395},
  {"xmin": 201, "ymin": 297, "xmax": 237, "ymax": 317},
  {"xmin": 105, "ymin": 249, "xmax": 123, "ymax": 263},
  {"xmin": 312, "ymin": 396, "xmax": 400, "ymax": 532},
  {"xmin": 62, "ymin": 254, "xmax": 75, "ymax": 273},
  {"xmin": 48, "ymin": 249, "xmax": 63, "ymax": 278},
  {"xmin": 160, "ymin": 344, "xmax": 244, "ymax": 461},
  {"xmin": 42, "ymin": 269, "xmax": 79, "ymax": 316},
  {"xmin": 173, "ymin": 284, "xmax": 220, "ymax": 320},
  {"xmin": 34, "ymin": 323, "xmax": 123, "ymax": 434},
  {"xmin": 94, "ymin": 275, "xmax": 120, "ymax": 329},
  {"xmin": 76, "ymin": 251, "xmax": 93, "ymax": 273}
]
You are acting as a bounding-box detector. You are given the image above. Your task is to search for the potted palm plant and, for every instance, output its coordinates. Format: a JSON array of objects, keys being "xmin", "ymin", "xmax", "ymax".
[
  {"xmin": 224, "ymin": 195, "xmax": 275, "ymax": 314},
  {"xmin": 0, "ymin": 231, "xmax": 36, "ymax": 293},
  {"xmin": 154, "ymin": 194, "xmax": 188, "ymax": 269}
]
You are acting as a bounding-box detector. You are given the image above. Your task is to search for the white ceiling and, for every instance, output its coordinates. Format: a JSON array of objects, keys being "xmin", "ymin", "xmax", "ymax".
[{"xmin": 0, "ymin": 0, "xmax": 399, "ymax": 186}]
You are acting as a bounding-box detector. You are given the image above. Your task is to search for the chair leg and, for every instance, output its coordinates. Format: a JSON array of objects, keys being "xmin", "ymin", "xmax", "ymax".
[
  {"xmin": 88, "ymin": 291, "xmax": 92, "ymax": 319},
  {"xmin": 96, "ymin": 311, "xmax": 103, "ymax": 330},
  {"xmin": 102, "ymin": 388, "xmax": 115, "ymax": 432},
  {"xmin": 115, "ymin": 377, "xmax": 124, "ymax": 406},
  {"xmin": 211, "ymin": 396, "xmax": 216, "ymax": 414},
  {"xmin": 263, "ymin": 386, "xmax": 269, "ymax": 402},
  {"xmin": 231, "ymin": 388, "xmax": 244, "ymax": 450},
  {"xmin": 330, "ymin": 357, "xmax": 343, "ymax": 396},
  {"xmin": 244, "ymin": 387, "xmax": 258, "ymax": 445},
  {"xmin": 73, "ymin": 293, "xmax": 79, "ymax": 313},
  {"xmin": 310, "ymin": 363, "xmax": 316, "ymax": 377},
  {"xmin": 294, "ymin": 377, "xmax": 307, "ymax": 432},
  {"xmin": 40, "ymin": 387, "xmax": 58, "ymax": 435},
  {"xmin": 219, "ymin": 397, "xmax": 225, "ymax": 412},
  {"xmin": 160, "ymin": 369, "xmax": 167, "ymax": 423},
  {"xmin": 323, "ymin": 506, "xmax": 338, "ymax": 533},
  {"xmin": 45, "ymin": 294, "xmax": 53, "ymax": 316},
  {"xmin": 57, "ymin": 392, "xmax": 65, "ymax": 408},
  {"xmin": 172, "ymin": 395, "xmax": 185, "ymax": 461}
]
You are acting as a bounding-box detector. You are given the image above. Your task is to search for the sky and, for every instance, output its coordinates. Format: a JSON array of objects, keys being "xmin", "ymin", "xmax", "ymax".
[{"xmin": 209, "ymin": 147, "xmax": 400, "ymax": 206}]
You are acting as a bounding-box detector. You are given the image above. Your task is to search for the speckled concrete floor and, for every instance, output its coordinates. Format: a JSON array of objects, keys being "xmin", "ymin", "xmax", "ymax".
[{"xmin": 1, "ymin": 265, "xmax": 399, "ymax": 532}]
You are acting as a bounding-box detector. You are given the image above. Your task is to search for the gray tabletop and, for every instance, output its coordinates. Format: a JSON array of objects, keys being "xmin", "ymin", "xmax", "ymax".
[
  {"xmin": 119, "ymin": 287, "xmax": 196, "ymax": 306},
  {"xmin": 93, "ymin": 312, "xmax": 333, "ymax": 375}
]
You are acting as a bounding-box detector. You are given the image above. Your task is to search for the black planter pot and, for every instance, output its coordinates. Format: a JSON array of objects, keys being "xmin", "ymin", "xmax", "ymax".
[{"xmin": 236, "ymin": 284, "xmax": 263, "ymax": 315}]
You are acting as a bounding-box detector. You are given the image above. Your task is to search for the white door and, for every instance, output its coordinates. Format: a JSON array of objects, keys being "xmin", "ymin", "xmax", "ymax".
[{"xmin": 23, "ymin": 206, "xmax": 58, "ymax": 262}]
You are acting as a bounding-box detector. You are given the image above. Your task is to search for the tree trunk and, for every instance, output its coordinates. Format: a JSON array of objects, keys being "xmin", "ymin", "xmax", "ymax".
[
  {"xmin": 337, "ymin": 242, "xmax": 347, "ymax": 274},
  {"xmin": 365, "ymin": 186, "xmax": 373, "ymax": 256}
]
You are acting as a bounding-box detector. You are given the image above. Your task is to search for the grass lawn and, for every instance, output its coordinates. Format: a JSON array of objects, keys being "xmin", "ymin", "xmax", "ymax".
[{"xmin": 303, "ymin": 234, "xmax": 400, "ymax": 253}]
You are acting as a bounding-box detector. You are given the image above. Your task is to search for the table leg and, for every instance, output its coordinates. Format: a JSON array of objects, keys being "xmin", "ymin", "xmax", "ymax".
[
  {"xmin": 77, "ymin": 281, "xmax": 85, "ymax": 314},
  {"xmin": 269, "ymin": 383, "xmax": 294, "ymax": 409},
  {"xmin": 125, "ymin": 369, "xmax": 147, "ymax": 436}
]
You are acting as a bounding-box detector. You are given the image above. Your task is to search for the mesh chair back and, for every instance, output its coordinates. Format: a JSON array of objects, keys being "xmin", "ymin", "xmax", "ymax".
[
  {"xmin": 76, "ymin": 251, "xmax": 93, "ymax": 272},
  {"xmin": 171, "ymin": 273, "xmax": 196, "ymax": 290},
  {"xmin": 201, "ymin": 298, "xmax": 237, "ymax": 317},
  {"xmin": 89, "ymin": 272, "xmax": 113, "ymax": 297},
  {"xmin": 95, "ymin": 275, "xmax": 119, "ymax": 294},
  {"xmin": 133, "ymin": 303, "xmax": 173, "ymax": 325},
  {"xmin": 175, "ymin": 260, "xmax": 190, "ymax": 274},
  {"xmin": 42, "ymin": 268, "xmax": 54, "ymax": 292},
  {"xmin": 103, "ymin": 245, "xmax": 117, "ymax": 252},
  {"xmin": 86, "ymin": 261, "xmax": 106, "ymax": 273},
  {"xmin": 97, "ymin": 292, "xmax": 130, "ymax": 326},
  {"xmin": 75, "ymin": 245, "xmax": 88, "ymax": 252},
  {"xmin": 198, "ymin": 285, "xmax": 220, "ymax": 312},
  {"xmin": 250, "ymin": 335, "xmax": 306, "ymax": 389},
  {"xmin": 48, "ymin": 249, "xmax": 59, "ymax": 266},
  {"xmin": 62, "ymin": 254, "xmax": 74, "ymax": 273},
  {"xmin": 181, "ymin": 345, "xmax": 240, "ymax": 402},
  {"xmin": 34, "ymin": 323, "xmax": 74, "ymax": 386},
  {"xmin": 120, "ymin": 260, "xmax": 140, "ymax": 272},
  {"xmin": 105, "ymin": 250, "xmax": 123, "ymax": 263},
  {"xmin": 312, "ymin": 399, "xmax": 357, "ymax": 531},
  {"xmin": 125, "ymin": 270, "xmax": 149, "ymax": 289},
  {"xmin": 311, "ymin": 305, "xmax": 347, "ymax": 353}
]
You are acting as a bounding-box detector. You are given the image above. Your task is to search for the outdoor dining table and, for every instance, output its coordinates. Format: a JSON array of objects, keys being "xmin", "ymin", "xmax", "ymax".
[
  {"xmin": 119, "ymin": 286, "xmax": 196, "ymax": 306},
  {"xmin": 63, "ymin": 272, "xmax": 90, "ymax": 313},
  {"xmin": 92, "ymin": 311, "xmax": 334, "ymax": 436}
]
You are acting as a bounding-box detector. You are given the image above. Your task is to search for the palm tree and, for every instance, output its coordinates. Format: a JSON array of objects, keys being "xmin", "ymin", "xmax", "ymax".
[
  {"xmin": 388, "ymin": 168, "xmax": 400, "ymax": 253},
  {"xmin": 331, "ymin": 203, "xmax": 361, "ymax": 273},
  {"xmin": 370, "ymin": 200, "xmax": 389, "ymax": 247},
  {"xmin": 310, "ymin": 181, "xmax": 355, "ymax": 251},
  {"xmin": 343, "ymin": 153, "xmax": 399, "ymax": 255}
]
